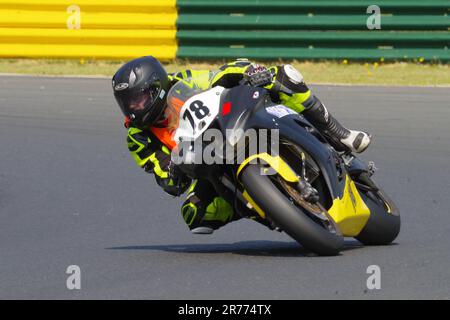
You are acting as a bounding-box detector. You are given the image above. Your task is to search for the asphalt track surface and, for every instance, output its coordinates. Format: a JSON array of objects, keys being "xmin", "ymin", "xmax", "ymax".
[{"xmin": 0, "ymin": 75, "xmax": 449, "ymax": 299}]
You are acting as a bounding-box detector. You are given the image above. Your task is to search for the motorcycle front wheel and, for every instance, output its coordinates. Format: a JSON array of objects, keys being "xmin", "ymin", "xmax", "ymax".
[{"xmin": 240, "ymin": 164, "xmax": 344, "ymax": 256}]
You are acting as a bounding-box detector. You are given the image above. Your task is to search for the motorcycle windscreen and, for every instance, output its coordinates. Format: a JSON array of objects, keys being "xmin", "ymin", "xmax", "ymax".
[{"xmin": 165, "ymin": 73, "xmax": 214, "ymax": 133}]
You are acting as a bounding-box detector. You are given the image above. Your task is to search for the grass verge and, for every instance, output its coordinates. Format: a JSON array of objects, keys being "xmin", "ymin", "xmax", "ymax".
[{"xmin": 0, "ymin": 58, "xmax": 448, "ymax": 86}]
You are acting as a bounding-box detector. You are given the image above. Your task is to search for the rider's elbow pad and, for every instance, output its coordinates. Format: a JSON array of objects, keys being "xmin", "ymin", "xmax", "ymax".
[{"xmin": 272, "ymin": 64, "xmax": 310, "ymax": 96}]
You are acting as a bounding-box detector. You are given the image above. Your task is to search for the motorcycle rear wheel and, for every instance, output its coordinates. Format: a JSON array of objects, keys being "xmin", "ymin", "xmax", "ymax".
[{"xmin": 355, "ymin": 187, "xmax": 401, "ymax": 245}]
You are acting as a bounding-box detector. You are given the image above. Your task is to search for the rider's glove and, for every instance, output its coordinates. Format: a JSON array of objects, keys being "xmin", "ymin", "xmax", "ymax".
[
  {"xmin": 163, "ymin": 161, "xmax": 192, "ymax": 197},
  {"xmin": 243, "ymin": 63, "xmax": 273, "ymax": 87}
]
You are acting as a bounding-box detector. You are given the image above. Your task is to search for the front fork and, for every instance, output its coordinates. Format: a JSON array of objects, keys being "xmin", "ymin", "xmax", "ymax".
[{"xmin": 236, "ymin": 153, "xmax": 322, "ymax": 218}]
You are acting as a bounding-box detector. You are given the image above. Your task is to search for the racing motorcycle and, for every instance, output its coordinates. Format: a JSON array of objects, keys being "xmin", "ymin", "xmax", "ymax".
[{"xmin": 164, "ymin": 75, "xmax": 400, "ymax": 256}]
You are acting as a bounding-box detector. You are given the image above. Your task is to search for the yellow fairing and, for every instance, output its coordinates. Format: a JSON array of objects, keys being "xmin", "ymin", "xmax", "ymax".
[
  {"xmin": 328, "ymin": 175, "xmax": 371, "ymax": 237},
  {"xmin": 237, "ymin": 153, "xmax": 299, "ymax": 219},
  {"xmin": 242, "ymin": 190, "xmax": 266, "ymax": 219},
  {"xmin": 237, "ymin": 153, "xmax": 299, "ymax": 183}
]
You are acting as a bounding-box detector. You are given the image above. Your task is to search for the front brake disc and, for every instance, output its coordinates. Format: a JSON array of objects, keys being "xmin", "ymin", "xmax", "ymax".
[{"xmin": 276, "ymin": 176, "xmax": 341, "ymax": 235}]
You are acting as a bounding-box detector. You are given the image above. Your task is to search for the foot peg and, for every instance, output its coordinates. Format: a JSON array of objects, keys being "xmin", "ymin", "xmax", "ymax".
[{"xmin": 368, "ymin": 161, "xmax": 377, "ymax": 176}]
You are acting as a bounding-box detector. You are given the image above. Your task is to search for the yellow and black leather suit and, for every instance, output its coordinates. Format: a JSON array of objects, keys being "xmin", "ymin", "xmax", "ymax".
[{"xmin": 126, "ymin": 59, "xmax": 325, "ymax": 231}]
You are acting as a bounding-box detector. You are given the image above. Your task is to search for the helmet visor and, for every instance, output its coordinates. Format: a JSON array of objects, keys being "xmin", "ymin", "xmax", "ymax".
[
  {"xmin": 129, "ymin": 92, "xmax": 153, "ymax": 112},
  {"xmin": 115, "ymin": 84, "xmax": 160, "ymax": 118}
]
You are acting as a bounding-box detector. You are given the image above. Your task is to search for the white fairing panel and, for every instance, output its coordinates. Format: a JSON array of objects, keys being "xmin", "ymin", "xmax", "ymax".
[
  {"xmin": 265, "ymin": 104, "xmax": 297, "ymax": 118},
  {"xmin": 173, "ymin": 86, "xmax": 225, "ymax": 146}
]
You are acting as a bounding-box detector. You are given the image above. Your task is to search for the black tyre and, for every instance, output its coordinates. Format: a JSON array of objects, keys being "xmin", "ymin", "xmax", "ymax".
[
  {"xmin": 355, "ymin": 188, "xmax": 400, "ymax": 245},
  {"xmin": 240, "ymin": 164, "xmax": 344, "ymax": 256}
]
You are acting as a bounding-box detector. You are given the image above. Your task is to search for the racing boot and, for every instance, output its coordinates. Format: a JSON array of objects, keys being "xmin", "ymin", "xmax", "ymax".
[
  {"xmin": 182, "ymin": 196, "xmax": 240, "ymax": 235},
  {"xmin": 302, "ymin": 101, "xmax": 371, "ymax": 153}
]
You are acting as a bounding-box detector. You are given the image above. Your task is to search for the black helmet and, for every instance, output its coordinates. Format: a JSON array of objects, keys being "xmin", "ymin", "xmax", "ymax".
[{"xmin": 112, "ymin": 56, "xmax": 170, "ymax": 128}]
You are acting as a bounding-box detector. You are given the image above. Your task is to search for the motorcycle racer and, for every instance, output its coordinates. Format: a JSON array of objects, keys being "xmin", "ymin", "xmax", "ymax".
[{"xmin": 112, "ymin": 56, "xmax": 372, "ymax": 234}]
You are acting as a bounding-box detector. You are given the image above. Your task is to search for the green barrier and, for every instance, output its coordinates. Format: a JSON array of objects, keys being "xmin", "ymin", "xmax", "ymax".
[
  {"xmin": 178, "ymin": 47, "xmax": 448, "ymax": 62},
  {"xmin": 176, "ymin": 0, "xmax": 450, "ymax": 62},
  {"xmin": 178, "ymin": 15, "xmax": 448, "ymax": 31},
  {"xmin": 178, "ymin": 0, "xmax": 449, "ymax": 14},
  {"xmin": 178, "ymin": 31, "xmax": 450, "ymax": 47}
]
